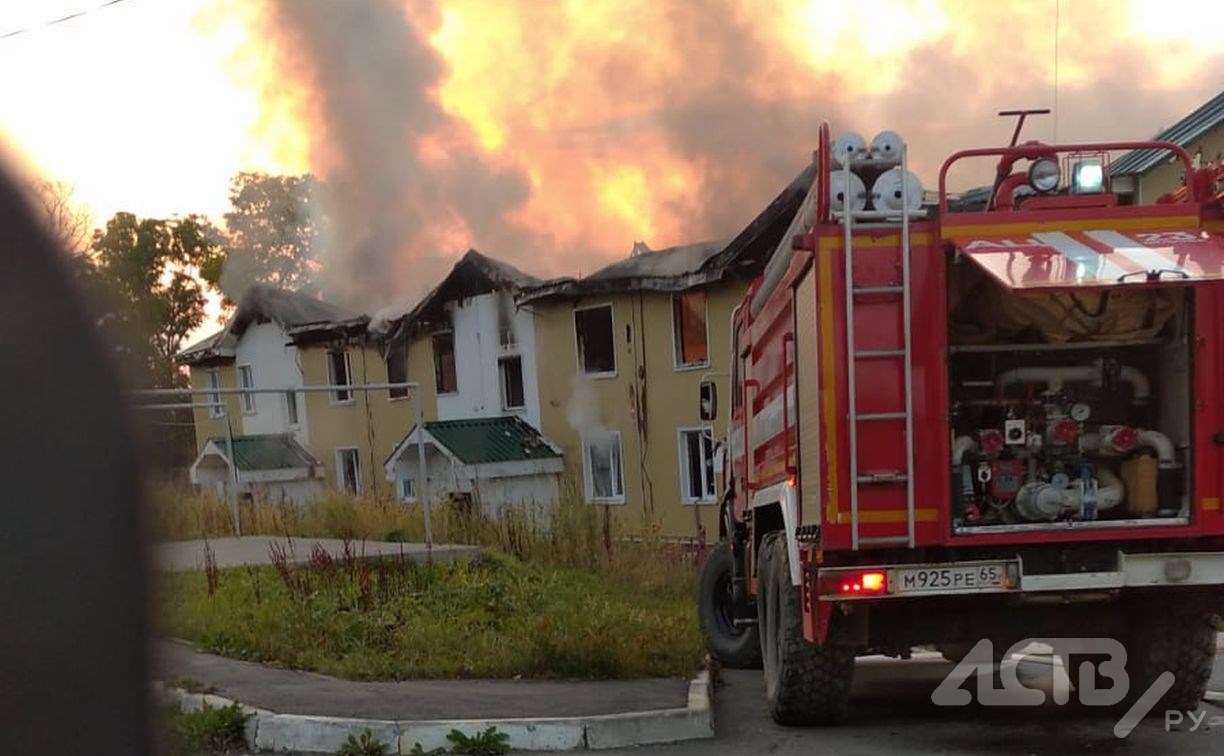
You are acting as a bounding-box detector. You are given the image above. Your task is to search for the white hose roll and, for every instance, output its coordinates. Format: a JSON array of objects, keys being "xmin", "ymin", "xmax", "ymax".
[
  {"xmin": 829, "ymin": 169, "xmax": 867, "ymax": 214},
  {"xmin": 870, "ymin": 130, "xmax": 904, "ymax": 161},
  {"xmin": 830, "ymin": 132, "xmax": 867, "ymax": 168},
  {"xmin": 870, "ymin": 168, "xmax": 923, "ymax": 212}
]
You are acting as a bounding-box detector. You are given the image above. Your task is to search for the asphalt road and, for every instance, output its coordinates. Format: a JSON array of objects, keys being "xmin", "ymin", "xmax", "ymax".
[{"xmin": 606, "ymin": 652, "xmax": 1224, "ymax": 756}]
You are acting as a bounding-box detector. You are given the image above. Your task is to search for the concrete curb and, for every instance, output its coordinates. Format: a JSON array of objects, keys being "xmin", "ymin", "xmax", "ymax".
[{"xmin": 157, "ymin": 670, "xmax": 713, "ymax": 753}]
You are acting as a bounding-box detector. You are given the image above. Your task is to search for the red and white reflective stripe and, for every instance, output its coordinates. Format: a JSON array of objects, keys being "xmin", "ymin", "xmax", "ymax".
[
  {"xmin": 1083, "ymin": 229, "xmax": 1188, "ymax": 277},
  {"xmin": 1032, "ymin": 231, "xmax": 1129, "ymax": 281}
]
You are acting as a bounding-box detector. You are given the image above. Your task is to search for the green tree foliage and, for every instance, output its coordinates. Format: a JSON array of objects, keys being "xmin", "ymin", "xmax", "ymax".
[
  {"xmin": 221, "ymin": 172, "xmax": 325, "ymax": 298},
  {"xmin": 88, "ymin": 212, "xmax": 224, "ymax": 388}
]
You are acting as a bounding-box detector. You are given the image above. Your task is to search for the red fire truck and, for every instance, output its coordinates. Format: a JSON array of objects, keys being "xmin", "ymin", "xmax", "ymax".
[{"xmin": 697, "ymin": 114, "xmax": 1224, "ymax": 724}]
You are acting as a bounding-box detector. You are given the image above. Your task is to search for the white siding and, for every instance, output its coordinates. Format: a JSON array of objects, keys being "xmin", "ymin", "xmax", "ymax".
[
  {"xmin": 436, "ymin": 292, "xmax": 541, "ymax": 428},
  {"xmin": 233, "ymin": 322, "xmax": 309, "ymax": 444}
]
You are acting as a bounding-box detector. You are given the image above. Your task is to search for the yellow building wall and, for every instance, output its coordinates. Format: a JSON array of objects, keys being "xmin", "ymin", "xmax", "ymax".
[
  {"xmin": 188, "ymin": 364, "xmax": 241, "ymax": 450},
  {"xmin": 1137, "ymin": 123, "xmax": 1224, "ymax": 203},
  {"xmin": 532, "ymin": 279, "xmax": 746, "ymax": 539}
]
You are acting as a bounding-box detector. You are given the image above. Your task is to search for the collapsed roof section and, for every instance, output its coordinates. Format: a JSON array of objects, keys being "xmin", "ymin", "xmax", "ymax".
[
  {"xmin": 382, "ymin": 249, "xmax": 540, "ymax": 342},
  {"xmin": 518, "ymin": 160, "xmax": 817, "ymax": 305},
  {"xmin": 174, "ymin": 284, "xmax": 367, "ymax": 366}
]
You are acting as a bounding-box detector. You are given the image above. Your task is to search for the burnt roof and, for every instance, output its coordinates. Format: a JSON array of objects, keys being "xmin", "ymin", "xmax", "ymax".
[
  {"xmin": 383, "ymin": 249, "xmax": 541, "ymax": 341},
  {"xmin": 699, "ymin": 161, "xmax": 817, "ymax": 277}
]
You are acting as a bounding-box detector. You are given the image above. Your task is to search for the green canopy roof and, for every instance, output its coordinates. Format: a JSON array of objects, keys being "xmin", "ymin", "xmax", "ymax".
[
  {"xmin": 422, "ymin": 416, "xmax": 560, "ymax": 465},
  {"xmin": 206, "ymin": 434, "xmax": 319, "ymax": 471}
]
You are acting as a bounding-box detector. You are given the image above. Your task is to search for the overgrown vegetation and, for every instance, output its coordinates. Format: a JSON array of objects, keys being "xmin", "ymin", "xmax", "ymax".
[
  {"xmin": 407, "ymin": 727, "xmax": 511, "ymax": 756},
  {"xmin": 158, "ymin": 701, "xmax": 249, "ymax": 755},
  {"xmin": 337, "ymin": 729, "xmax": 389, "ymax": 756},
  {"xmin": 161, "ymin": 544, "xmax": 701, "ymax": 680}
]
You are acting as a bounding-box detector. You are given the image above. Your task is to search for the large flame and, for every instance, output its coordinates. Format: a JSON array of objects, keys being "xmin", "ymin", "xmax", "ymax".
[{"xmin": 215, "ymin": 0, "xmax": 1222, "ymax": 309}]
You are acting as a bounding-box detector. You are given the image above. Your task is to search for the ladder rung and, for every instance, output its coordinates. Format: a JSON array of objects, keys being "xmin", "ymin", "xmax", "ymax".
[
  {"xmin": 857, "ymin": 412, "xmax": 907, "ymax": 421},
  {"xmin": 852, "ymin": 286, "xmax": 903, "ymax": 295},
  {"xmin": 858, "ymin": 536, "xmax": 910, "ymax": 546},
  {"xmin": 857, "ymin": 473, "xmax": 909, "ymax": 484},
  {"xmin": 855, "ymin": 349, "xmax": 905, "ymax": 359}
]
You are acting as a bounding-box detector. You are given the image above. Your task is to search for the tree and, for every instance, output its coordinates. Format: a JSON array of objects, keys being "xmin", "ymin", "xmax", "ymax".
[
  {"xmin": 220, "ymin": 172, "xmax": 325, "ymax": 298},
  {"xmin": 28, "ymin": 179, "xmax": 92, "ymax": 255},
  {"xmin": 90, "ymin": 212, "xmax": 225, "ymax": 388}
]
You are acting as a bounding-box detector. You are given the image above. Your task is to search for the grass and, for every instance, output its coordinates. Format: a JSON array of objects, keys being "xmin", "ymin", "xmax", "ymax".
[
  {"xmin": 160, "ymin": 548, "xmax": 702, "ymax": 680},
  {"xmin": 157, "ymin": 701, "xmax": 249, "ymax": 755}
]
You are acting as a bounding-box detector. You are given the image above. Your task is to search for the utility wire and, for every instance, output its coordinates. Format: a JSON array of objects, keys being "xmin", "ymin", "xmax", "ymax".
[{"xmin": 1, "ymin": 0, "xmax": 130, "ymax": 40}]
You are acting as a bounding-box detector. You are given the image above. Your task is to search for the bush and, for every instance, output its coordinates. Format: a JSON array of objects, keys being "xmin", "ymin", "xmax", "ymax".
[{"xmin": 159, "ymin": 701, "xmax": 249, "ymax": 754}]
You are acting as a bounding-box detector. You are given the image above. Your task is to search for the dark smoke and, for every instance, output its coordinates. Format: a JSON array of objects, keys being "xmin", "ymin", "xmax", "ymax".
[{"xmin": 262, "ymin": 0, "xmax": 541, "ymax": 312}]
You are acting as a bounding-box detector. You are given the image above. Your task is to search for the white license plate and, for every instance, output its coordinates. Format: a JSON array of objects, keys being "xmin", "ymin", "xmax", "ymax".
[{"xmin": 894, "ymin": 563, "xmax": 1011, "ymax": 594}]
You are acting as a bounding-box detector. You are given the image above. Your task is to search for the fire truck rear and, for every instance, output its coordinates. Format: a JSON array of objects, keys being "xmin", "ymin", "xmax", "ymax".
[{"xmin": 696, "ymin": 116, "xmax": 1224, "ymax": 724}]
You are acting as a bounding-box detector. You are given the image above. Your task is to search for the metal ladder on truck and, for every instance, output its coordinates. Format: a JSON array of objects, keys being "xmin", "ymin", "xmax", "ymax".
[{"xmin": 838, "ymin": 148, "xmax": 924, "ymax": 550}]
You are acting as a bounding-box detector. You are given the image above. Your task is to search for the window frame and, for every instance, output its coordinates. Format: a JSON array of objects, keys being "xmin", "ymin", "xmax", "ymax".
[
  {"xmin": 671, "ymin": 290, "xmax": 710, "ymax": 370},
  {"xmin": 328, "ymin": 349, "xmax": 353, "ymax": 405},
  {"xmin": 573, "ymin": 303, "xmax": 617, "ymax": 378},
  {"xmin": 284, "ymin": 390, "xmax": 299, "ymax": 427},
  {"xmin": 206, "ymin": 369, "xmax": 223, "ymax": 418},
  {"xmin": 677, "ymin": 426, "xmax": 717, "ymax": 504},
  {"xmin": 238, "ymin": 364, "xmax": 256, "ymax": 415},
  {"xmin": 386, "ymin": 343, "xmax": 409, "ymax": 400},
  {"xmin": 398, "ymin": 477, "xmax": 417, "ymax": 502},
  {"xmin": 432, "ymin": 330, "xmax": 458, "ymax": 396},
  {"xmin": 498, "ymin": 355, "xmax": 526, "ymax": 411},
  {"xmin": 335, "ymin": 447, "xmax": 362, "ymax": 494},
  {"xmin": 582, "ymin": 431, "xmax": 625, "ymax": 504}
]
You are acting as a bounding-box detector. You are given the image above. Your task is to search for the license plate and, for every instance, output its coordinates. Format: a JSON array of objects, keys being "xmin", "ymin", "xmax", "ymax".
[{"xmin": 894, "ymin": 563, "xmax": 1011, "ymax": 594}]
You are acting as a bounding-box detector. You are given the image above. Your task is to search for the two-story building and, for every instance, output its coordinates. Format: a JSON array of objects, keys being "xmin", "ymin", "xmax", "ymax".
[{"xmin": 1111, "ymin": 88, "xmax": 1224, "ymax": 204}]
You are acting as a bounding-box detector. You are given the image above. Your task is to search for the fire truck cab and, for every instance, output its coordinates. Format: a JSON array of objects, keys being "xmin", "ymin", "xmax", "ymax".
[{"xmin": 697, "ymin": 119, "xmax": 1224, "ymax": 724}]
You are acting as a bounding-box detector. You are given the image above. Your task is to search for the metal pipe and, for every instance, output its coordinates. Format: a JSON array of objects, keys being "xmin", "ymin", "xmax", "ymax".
[
  {"xmin": 415, "ymin": 388, "xmax": 431, "ymax": 547},
  {"xmin": 132, "ymin": 383, "xmax": 416, "ymax": 397},
  {"xmin": 223, "ymin": 409, "xmax": 241, "ymax": 536},
  {"xmin": 843, "ymin": 159, "xmax": 861, "ymax": 551},
  {"xmin": 131, "ymin": 402, "xmax": 224, "ymax": 411},
  {"xmin": 994, "ymin": 362, "xmax": 1149, "ymax": 401},
  {"xmin": 952, "ymin": 435, "xmax": 978, "ymax": 465}
]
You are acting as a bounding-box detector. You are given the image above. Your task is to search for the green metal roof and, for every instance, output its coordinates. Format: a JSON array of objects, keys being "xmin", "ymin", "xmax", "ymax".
[
  {"xmin": 423, "ymin": 416, "xmax": 560, "ymax": 465},
  {"xmin": 206, "ymin": 434, "xmax": 319, "ymax": 471}
]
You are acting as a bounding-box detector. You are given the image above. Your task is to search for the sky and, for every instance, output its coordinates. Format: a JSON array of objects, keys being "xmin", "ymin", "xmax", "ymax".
[{"xmin": 1, "ymin": 0, "xmax": 1222, "ymax": 313}]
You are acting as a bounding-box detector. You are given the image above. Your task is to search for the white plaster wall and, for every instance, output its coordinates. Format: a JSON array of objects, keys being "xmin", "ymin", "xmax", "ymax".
[
  {"xmin": 233, "ymin": 322, "xmax": 308, "ymax": 444},
  {"xmin": 389, "ymin": 445, "xmax": 464, "ymax": 501},
  {"xmin": 436, "ymin": 293, "xmax": 540, "ymax": 428},
  {"xmin": 471, "ymin": 474, "xmax": 560, "ymax": 518}
]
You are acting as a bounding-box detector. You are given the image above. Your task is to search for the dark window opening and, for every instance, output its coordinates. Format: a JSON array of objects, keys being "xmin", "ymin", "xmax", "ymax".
[
  {"xmin": 673, "ymin": 291, "xmax": 709, "ymax": 367},
  {"xmin": 433, "ymin": 331, "xmax": 457, "ymax": 394},
  {"xmin": 328, "ymin": 350, "xmax": 351, "ymax": 402},
  {"xmin": 386, "ymin": 344, "xmax": 408, "ymax": 399},
  {"xmin": 575, "ymin": 305, "xmax": 615, "ymax": 375},
  {"xmin": 499, "ymin": 356, "xmax": 525, "ymax": 409}
]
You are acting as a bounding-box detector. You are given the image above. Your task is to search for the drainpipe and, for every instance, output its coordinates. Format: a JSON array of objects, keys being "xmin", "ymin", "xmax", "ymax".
[{"xmin": 223, "ymin": 408, "xmax": 242, "ymax": 536}]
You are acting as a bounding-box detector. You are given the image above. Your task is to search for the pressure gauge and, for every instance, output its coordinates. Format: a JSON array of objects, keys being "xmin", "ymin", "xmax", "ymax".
[{"xmin": 1070, "ymin": 403, "xmax": 1091, "ymax": 422}]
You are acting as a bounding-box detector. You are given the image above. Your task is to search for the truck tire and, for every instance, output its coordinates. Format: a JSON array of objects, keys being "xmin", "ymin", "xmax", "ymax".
[
  {"xmin": 698, "ymin": 541, "xmax": 762, "ymax": 668},
  {"xmin": 757, "ymin": 531, "xmax": 855, "ymax": 725},
  {"xmin": 1125, "ymin": 604, "xmax": 1217, "ymax": 712}
]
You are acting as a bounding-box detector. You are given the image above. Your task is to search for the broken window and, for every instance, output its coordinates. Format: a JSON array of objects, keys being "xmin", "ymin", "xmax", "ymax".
[
  {"xmin": 238, "ymin": 364, "xmax": 256, "ymax": 414},
  {"xmin": 398, "ymin": 478, "xmax": 416, "ymax": 502},
  {"xmin": 386, "ymin": 343, "xmax": 408, "ymax": 399},
  {"xmin": 284, "ymin": 391, "xmax": 299, "ymax": 426},
  {"xmin": 336, "ymin": 447, "xmax": 361, "ymax": 493},
  {"xmin": 673, "ymin": 290, "xmax": 708, "ymax": 367},
  {"xmin": 432, "ymin": 331, "xmax": 457, "ymax": 394},
  {"xmin": 499, "ymin": 356, "xmax": 525, "ymax": 410},
  {"xmin": 583, "ymin": 431, "xmax": 624, "ymax": 502},
  {"xmin": 575, "ymin": 304, "xmax": 615, "ymax": 375},
  {"xmin": 679, "ymin": 428, "xmax": 716, "ymax": 503},
  {"xmin": 328, "ymin": 349, "xmax": 352, "ymax": 403},
  {"xmin": 206, "ymin": 369, "xmax": 223, "ymax": 418}
]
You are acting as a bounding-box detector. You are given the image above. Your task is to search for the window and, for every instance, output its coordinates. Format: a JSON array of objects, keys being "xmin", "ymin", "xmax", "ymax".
[
  {"xmin": 399, "ymin": 478, "xmax": 416, "ymax": 502},
  {"xmin": 672, "ymin": 291, "xmax": 709, "ymax": 368},
  {"xmin": 583, "ymin": 431, "xmax": 625, "ymax": 503},
  {"xmin": 336, "ymin": 448, "xmax": 361, "ymax": 493},
  {"xmin": 328, "ymin": 350, "xmax": 352, "ymax": 403},
  {"xmin": 432, "ymin": 331, "xmax": 457, "ymax": 394},
  {"xmin": 499, "ymin": 356, "xmax": 525, "ymax": 410},
  {"xmin": 284, "ymin": 391, "xmax": 299, "ymax": 426},
  {"xmin": 679, "ymin": 428, "xmax": 717, "ymax": 503},
  {"xmin": 206, "ymin": 369, "xmax": 222, "ymax": 418},
  {"xmin": 574, "ymin": 304, "xmax": 615, "ymax": 376},
  {"xmin": 238, "ymin": 365, "xmax": 256, "ymax": 414},
  {"xmin": 386, "ymin": 343, "xmax": 408, "ymax": 399}
]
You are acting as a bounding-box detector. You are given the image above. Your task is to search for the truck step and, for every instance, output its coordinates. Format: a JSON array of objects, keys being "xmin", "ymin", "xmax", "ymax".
[
  {"xmin": 855, "ymin": 349, "xmax": 905, "ymax": 359},
  {"xmin": 852, "ymin": 285, "xmax": 903, "ymax": 295},
  {"xmin": 856, "ymin": 472, "xmax": 909, "ymax": 484},
  {"xmin": 857, "ymin": 535, "xmax": 910, "ymax": 546},
  {"xmin": 857, "ymin": 412, "xmax": 907, "ymax": 421}
]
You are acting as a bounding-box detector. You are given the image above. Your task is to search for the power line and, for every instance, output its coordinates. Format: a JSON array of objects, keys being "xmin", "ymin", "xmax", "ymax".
[{"xmin": 1, "ymin": 0, "xmax": 131, "ymax": 40}]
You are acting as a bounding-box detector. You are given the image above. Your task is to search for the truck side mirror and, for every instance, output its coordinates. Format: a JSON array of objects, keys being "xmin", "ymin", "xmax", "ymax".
[{"xmin": 699, "ymin": 380, "xmax": 718, "ymax": 422}]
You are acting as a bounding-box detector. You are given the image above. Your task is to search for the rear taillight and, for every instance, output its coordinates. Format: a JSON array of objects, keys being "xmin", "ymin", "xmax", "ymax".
[{"xmin": 819, "ymin": 569, "xmax": 889, "ymax": 596}]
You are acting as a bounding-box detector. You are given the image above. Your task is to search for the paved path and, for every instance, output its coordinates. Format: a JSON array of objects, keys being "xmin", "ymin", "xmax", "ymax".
[
  {"xmin": 155, "ymin": 537, "xmax": 478, "ymax": 572},
  {"xmin": 156, "ymin": 638, "xmax": 690, "ymax": 720},
  {"xmin": 599, "ymin": 652, "xmax": 1224, "ymax": 755}
]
